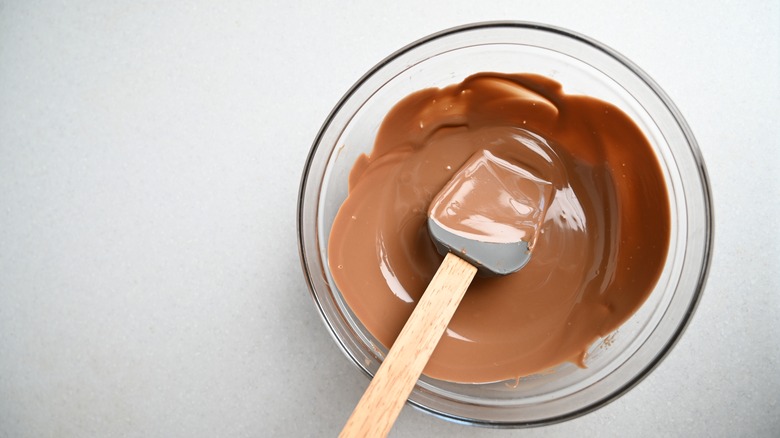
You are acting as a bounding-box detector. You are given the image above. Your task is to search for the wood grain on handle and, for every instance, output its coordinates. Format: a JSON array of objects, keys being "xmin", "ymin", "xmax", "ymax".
[{"xmin": 339, "ymin": 252, "xmax": 478, "ymax": 438}]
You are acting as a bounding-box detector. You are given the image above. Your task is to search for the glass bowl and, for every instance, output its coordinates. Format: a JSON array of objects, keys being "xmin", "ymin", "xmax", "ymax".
[{"xmin": 297, "ymin": 22, "xmax": 713, "ymax": 427}]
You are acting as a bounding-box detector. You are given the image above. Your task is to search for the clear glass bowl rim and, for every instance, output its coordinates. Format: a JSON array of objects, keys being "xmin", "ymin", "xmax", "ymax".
[{"xmin": 297, "ymin": 21, "xmax": 714, "ymax": 427}]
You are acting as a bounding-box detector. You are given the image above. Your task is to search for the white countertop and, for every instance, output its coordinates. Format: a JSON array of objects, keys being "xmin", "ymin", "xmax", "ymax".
[{"xmin": 1, "ymin": 1, "xmax": 778, "ymax": 437}]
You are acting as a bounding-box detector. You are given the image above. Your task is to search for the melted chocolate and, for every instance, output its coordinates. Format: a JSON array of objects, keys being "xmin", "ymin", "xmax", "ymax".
[{"xmin": 328, "ymin": 73, "xmax": 670, "ymax": 383}]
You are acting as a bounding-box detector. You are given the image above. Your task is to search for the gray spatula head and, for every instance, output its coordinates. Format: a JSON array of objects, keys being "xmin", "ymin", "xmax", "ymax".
[
  {"xmin": 428, "ymin": 219, "xmax": 532, "ymax": 276},
  {"xmin": 427, "ymin": 150, "xmax": 553, "ymax": 276}
]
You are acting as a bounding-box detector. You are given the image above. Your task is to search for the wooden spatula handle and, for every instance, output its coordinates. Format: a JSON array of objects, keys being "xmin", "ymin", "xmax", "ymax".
[{"xmin": 339, "ymin": 252, "xmax": 477, "ymax": 438}]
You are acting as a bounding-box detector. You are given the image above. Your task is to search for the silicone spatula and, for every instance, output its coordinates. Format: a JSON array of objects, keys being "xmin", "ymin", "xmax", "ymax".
[{"xmin": 340, "ymin": 150, "xmax": 553, "ymax": 438}]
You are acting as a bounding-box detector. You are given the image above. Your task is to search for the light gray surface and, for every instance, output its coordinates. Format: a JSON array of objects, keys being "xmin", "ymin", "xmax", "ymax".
[{"xmin": 1, "ymin": 1, "xmax": 778, "ymax": 437}]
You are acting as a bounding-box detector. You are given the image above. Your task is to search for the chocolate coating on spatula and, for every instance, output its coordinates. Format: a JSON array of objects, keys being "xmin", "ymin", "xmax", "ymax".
[{"xmin": 427, "ymin": 150, "xmax": 553, "ymax": 276}]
